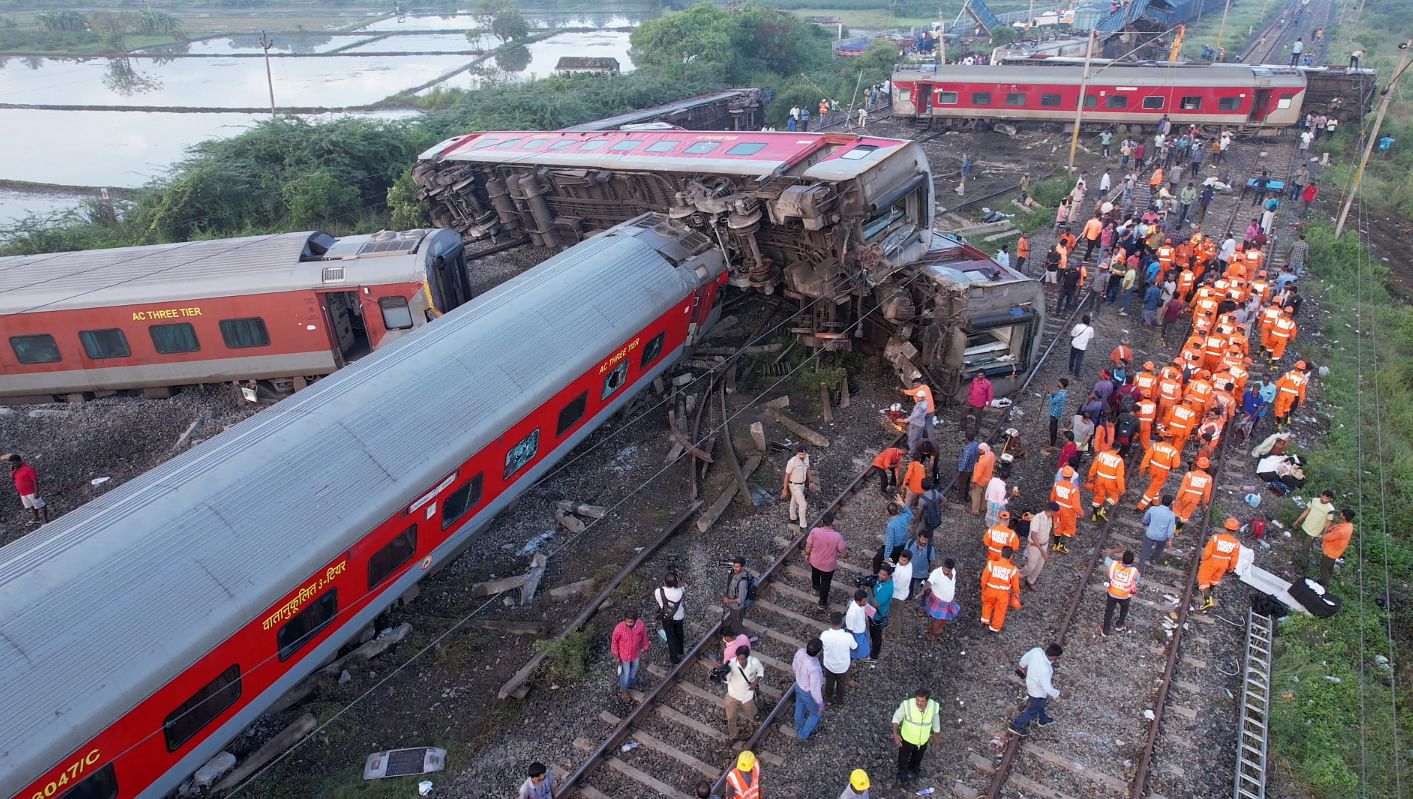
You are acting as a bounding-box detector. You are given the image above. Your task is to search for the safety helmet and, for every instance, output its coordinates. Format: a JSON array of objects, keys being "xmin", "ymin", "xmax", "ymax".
[
  {"xmin": 1224, "ymin": 517, "xmax": 1240, "ymax": 531},
  {"xmin": 737, "ymin": 751, "xmax": 757, "ymax": 771},
  {"xmin": 1144, "ymin": 361, "xmax": 1156, "ymax": 370},
  {"xmin": 1296, "ymin": 360, "xmax": 1308, "ymax": 370},
  {"xmin": 851, "ymin": 770, "xmax": 870, "ymax": 791},
  {"xmin": 1062, "ymin": 466, "xmax": 1076, "ymax": 477},
  {"xmin": 1197, "ymin": 456, "xmax": 1211, "ymax": 468}
]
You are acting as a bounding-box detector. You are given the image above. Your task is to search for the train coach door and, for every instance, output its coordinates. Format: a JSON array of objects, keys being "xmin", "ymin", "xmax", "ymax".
[
  {"xmin": 421, "ymin": 230, "xmax": 472, "ymax": 317},
  {"xmin": 319, "ymin": 291, "xmax": 370, "ymax": 367},
  {"xmin": 916, "ymin": 83, "xmax": 934, "ymax": 114},
  {"xmin": 1251, "ymin": 89, "xmax": 1272, "ymax": 123}
]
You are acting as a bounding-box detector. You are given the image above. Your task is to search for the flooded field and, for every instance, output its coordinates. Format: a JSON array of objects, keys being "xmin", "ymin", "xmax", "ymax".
[
  {"xmin": 426, "ymin": 30, "xmax": 634, "ymax": 88},
  {"xmin": 356, "ymin": 11, "xmax": 644, "ymax": 32}
]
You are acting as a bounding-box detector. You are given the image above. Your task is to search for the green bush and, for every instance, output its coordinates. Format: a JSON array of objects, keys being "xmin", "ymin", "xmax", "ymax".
[{"xmin": 533, "ymin": 629, "xmax": 592, "ymax": 685}]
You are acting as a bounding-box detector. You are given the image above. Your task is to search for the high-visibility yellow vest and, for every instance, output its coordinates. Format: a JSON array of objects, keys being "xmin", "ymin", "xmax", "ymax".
[{"xmin": 897, "ymin": 698, "xmax": 940, "ymax": 746}]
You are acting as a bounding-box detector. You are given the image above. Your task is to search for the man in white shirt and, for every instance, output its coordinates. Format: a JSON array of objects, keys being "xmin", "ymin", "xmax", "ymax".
[
  {"xmin": 1068, "ymin": 314, "xmax": 1095, "ymax": 376},
  {"xmin": 844, "ymin": 590, "xmax": 870, "ymax": 659},
  {"xmin": 892, "ymin": 550, "xmax": 914, "ymax": 602},
  {"xmin": 819, "ymin": 612, "xmax": 856, "ymax": 703},
  {"xmin": 923, "ymin": 559, "xmax": 958, "ymax": 641},
  {"xmin": 1099, "ymin": 171, "xmax": 1111, "ymax": 194},
  {"xmin": 724, "ymin": 646, "xmax": 765, "ymax": 741},
  {"xmin": 1219, "ymin": 235, "xmax": 1237, "ymax": 268},
  {"xmin": 1008, "ymin": 643, "xmax": 1063, "ymax": 736}
]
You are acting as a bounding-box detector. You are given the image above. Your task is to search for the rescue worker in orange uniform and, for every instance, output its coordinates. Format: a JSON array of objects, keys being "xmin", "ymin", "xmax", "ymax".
[
  {"xmin": 1196, "ymin": 518, "xmax": 1242, "ymax": 610},
  {"xmin": 1086, "ymin": 445, "xmax": 1127, "ymax": 521},
  {"xmin": 1201, "ymin": 329, "xmax": 1228, "ymax": 373},
  {"xmin": 1172, "ymin": 457, "xmax": 1215, "ymax": 531},
  {"xmin": 1162, "ymin": 400, "xmax": 1200, "ymax": 453},
  {"xmin": 1184, "ymin": 370, "xmax": 1214, "ymax": 412},
  {"xmin": 1134, "ymin": 361, "xmax": 1159, "ymax": 399},
  {"xmin": 983, "ymin": 512, "xmax": 1021, "ymax": 561},
  {"xmin": 725, "ymin": 750, "xmax": 761, "ymax": 799},
  {"xmin": 1195, "ymin": 408, "xmax": 1225, "ymax": 463},
  {"xmin": 1050, "ymin": 469, "xmax": 1084, "ymax": 553},
  {"xmin": 1273, "ymin": 361, "xmax": 1310, "ymax": 427},
  {"xmin": 1176, "ymin": 266, "xmax": 1197, "ymax": 302},
  {"xmin": 1267, "ymin": 307, "xmax": 1298, "ymax": 361},
  {"xmin": 979, "ymin": 546, "xmax": 1022, "ymax": 632},
  {"xmin": 1136, "ymin": 396, "xmax": 1159, "ymax": 450},
  {"xmin": 1156, "ymin": 367, "xmax": 1184, "ymax": 421},
  {"xmin": 1137, "ymin": 438, "xmax": 1182, "ymax": 510},
  {"xmin": 1155, "ymin": 240, "xmax": 1176, "ymax": 275},
  {"xmin": 1258, "ymin": 303, "xmax": 1284, "ymax": 351},
  {"xmin": 1102, "ymin": 549, "xmax": 1140, "ymax": 635}
]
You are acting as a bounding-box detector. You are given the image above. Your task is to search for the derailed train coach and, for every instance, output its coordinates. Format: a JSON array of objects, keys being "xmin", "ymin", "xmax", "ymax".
[{"xmin": 412, "ymin": 128, "xmax": 1044, "ymax": 400}]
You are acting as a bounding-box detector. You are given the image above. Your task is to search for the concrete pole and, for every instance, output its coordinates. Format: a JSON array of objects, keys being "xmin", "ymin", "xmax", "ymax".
[
  {"xmin": 259, "ymin": 29, "xmax": 277, "ymax": 117},
  {"xmin": 939, "ymin": 0, "xmax": 947, "ymax": 65},
  {"xmin": 1214, "ymin": 0, "xmax": 1232, "ymax": 57},
  {"xmin": 1335, "ymin": 40, "xmax": 1413, "ymax": 237},
  {"xmin": 1067, "ymin": 30, "xmax": 1098, "ymax": 171}
]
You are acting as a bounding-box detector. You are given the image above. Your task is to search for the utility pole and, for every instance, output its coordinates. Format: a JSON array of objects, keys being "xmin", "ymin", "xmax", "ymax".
[
  {"xmin": 259, "ymin": 29, "xmax": 277, "ymax": 117},
  {"xmin": 938, "ymin": 0, "xmax": 947, "ymax": 65},
  {"xmin": 1067, "ymin": 30, "xmax": 1097, "ymax": 170},
  {"xmin": 1214, "ymin": 0, "xmax": 1232, "ymax": 57},
  {"xmin": 1335, "ymin": 40, "xmax": 1413, "ymax": 237}
]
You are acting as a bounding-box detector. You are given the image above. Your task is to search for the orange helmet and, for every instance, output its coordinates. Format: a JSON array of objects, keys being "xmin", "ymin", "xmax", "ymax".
[
  {"xmin": 1062, "ymin": 466, "xmax": 1076, "ymax": 478},
  {"xmin": 1197, "ymin": 456, "xmax": 1211, "ymax": 469},
  {"xmin": 1284, "ymin": 306, "xmax": 1295, "ymax": 313},
  {"xmin": 1224, "ymin": 517, "xmax": 1240, "ymax": 531},
  {"xmin": 1296, "ymin": 360, "xmax": 1308, "ymax": 370},
  {"xmin": 1144, "ymin": 361, "xmax": 1156, "ymax": 370}
]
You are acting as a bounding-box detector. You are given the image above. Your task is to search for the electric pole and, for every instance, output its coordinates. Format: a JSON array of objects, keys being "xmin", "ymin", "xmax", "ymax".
[
  {"xmin": 1335, "ymin": 40, "xmax": 1413, "ymax": 237},
  {"xmin": 259, "ymin": 29, "xmax": 277, "ymax": 117},
  {"xmin": 938, "ymin": 0, "xmax": 946, "ymax": 65},
  {"xmin": 1067, "ymin": 30, "xmax": 1098, "ymax": 170},
  {"xmin": 1214, "ymin": 0, "xmax": 1232, "ymax": 57}
]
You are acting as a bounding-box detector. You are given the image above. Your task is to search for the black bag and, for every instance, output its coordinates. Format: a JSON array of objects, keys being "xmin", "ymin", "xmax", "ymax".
[
  {"xmin": 1251, "ymin": 592, "xmax": 1290, "ymax": 619},
  {"xmin": 1288, "ymin": 577, "xmax": 1341, "ymax": 618},
  {"xmin": 709, "ymin": 664, "xmax": 731, "ymax": 683},
  {"xmin": 920, "ymin": 490, "xmax": 944, "ymax": 530}
]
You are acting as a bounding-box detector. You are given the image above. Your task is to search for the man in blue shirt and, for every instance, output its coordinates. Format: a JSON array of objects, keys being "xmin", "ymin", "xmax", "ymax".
[
  {"xmin": 906, "ymin": 531, "xmax": 936, "ymax": 583},
  {"xmin": 1045, "ymin": 378, "xmax": 1069, "ymax": 448},
  {"xmin": 875, "ymin": 501, "xmax": 913, "ymax": 573},
  {"xmin": 1142, "ymin": 282, "xmax": 1163, "ymax": 327},
  {"xmin": 952, "ymin": 432, "xmax": 981, "ymax": 501},
  {"xmin": 1137, "ymin": 493, "xmax": 1177, "ymax": 572},
  {"xmin": 867, "ymin": 566, "xmax": 895, "ymax": 660}
]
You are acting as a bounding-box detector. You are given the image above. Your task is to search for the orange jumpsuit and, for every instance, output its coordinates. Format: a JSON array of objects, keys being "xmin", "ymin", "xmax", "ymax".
[
  {"xmin": 1273, "ymin": 369, "xmax": 1309, "ymax": 422},
  {"xmin": 1172, "ymin": 468, "xmax": 1214, "ymax": 524},
  {"xmin": 1050, "ymin": 480, "xmax": 1083, "ymax": 540},
  {"xmin": 1157, "ymin": 373, "xmax": 1184, "ymax": 421},
  {"xmin": 1176, "ymin": 268, "xmax": 1196, "ymax": 300},
  {"xmin": 1195, "ymin": 417, "xmax": 1224, "ymax": 462},
  {"xmin": 983, "ymin": 523, "xmax": 1020, "ymax": 561},
  {"xmin": 1134, "ymin": 369, "xmax": 1158, "ymax": 400},
  {"xmin": 1258, "ymin": 305, "xmax": 1283, "ymax": 350},
  {"xmin": 1137, "ymin": 440, "xmax": 1182, "ymax": 509},
  {"xmin": 1197, "ymin": 532, "xmax": 1241, "ymax": 589},
  {"xmin": 1163, "ymin": 402, "xmax": 1199, "ymax": 452},
  {"xmin": 1136, "ymin": 398, "xmax": 1158, "ymax": 449},
  {"xmin": 980, "ymin": 557, "xmax": 1022, "ymax": 632},
  {"xmin": 1184, "ymin": 378, "xmax": 1214, "ymax": 413},
  {"xmin": 1091, "ymin": 422, "xmax": 1114, "ymax": 458},
  {"xmin": 1201, "ymin": 332, "xmax": 1228, "ymax": 373},
  {"xmin": 1267, "ymin": 315, "xmax": 1298, "ymax": 360},
  {"xmin": 1155, "ymin": 244, "xmax": 1175, "ymax": 276},
  {"xmin": 1087, "ymin": 450, "xmax": 1127, "ymax": 510}
]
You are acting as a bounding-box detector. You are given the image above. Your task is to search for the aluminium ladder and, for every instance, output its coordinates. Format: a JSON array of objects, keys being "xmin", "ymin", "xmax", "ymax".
[{"xmin": 1234, "ymin": 608, "xmax": 1276, "ymax": 799}]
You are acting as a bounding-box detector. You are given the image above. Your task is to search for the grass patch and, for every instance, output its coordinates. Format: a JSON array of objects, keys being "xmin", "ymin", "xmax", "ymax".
[
  {"xmin": 1179, "ymin": 0, "xmax": 1275, "ymax": 59},
  {"xmin": 1264, "ymin": 222, "xmax": 1413, "ymax": 798},
  {"xmin": 534, "ymin": 628, "xmax": 593, "ymax": 685}
]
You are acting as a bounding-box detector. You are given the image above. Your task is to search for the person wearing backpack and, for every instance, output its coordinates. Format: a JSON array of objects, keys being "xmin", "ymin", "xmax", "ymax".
[
  {"xmin": 913, "ymin": 479, "xmax": 945, "ymax": 537},
  {"xmin": 723, "ymin": 557, "xmax": 755, "ymax": 630},
  {"xmin": 655, "ymin": 572, "xmax": 687, "ymax": 665}
]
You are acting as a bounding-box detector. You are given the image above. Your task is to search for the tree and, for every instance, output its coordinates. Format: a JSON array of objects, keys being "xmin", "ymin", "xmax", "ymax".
[
  {"xmin": 283, "ymin": 169, "xmax": 360, "ymax": 229},
  {"xmin": 86, "ymin": 12, "xmax": 131, "ymax": 51},
  {"xmin": 37, "ymin": 11, "xmax": 87, "ymax": 33},
  {"xmin": 476, "ymin": 0, "xmax": 531, "ymax": 43},
  {"xmin": 730, "ymin": 4, "xmax": 831, "ymax": 78},
  {"xmin": 494, "ymin": 44, "xmax": 532, "ymax": 73},
  {"xmin": 388, "ymin": 170, "xmax": 430, "ymax": 230},
  {"xmin": 135, "ymin": 11, "xmax": 183, "ymax": 38},
  {"xmin": 630, "ymin": 4, "xmax": 739, "ymax": 82}
]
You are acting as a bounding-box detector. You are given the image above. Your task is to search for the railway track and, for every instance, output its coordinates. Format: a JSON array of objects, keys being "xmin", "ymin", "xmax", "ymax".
[
  {"xmin": 971, "ymin": 115, "xmax": 1308, "ymax": 799},
  {"xmin": 555, "ymin": 275, "xmax": 1101, "ymax": 799}
]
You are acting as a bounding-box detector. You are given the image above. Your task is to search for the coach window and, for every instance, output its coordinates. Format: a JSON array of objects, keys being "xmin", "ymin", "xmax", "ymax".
[
  {"xmin": 504, "ymin": 429, "xmax": 540, "ymax": 480},
  {"xmin": 163, "ymin": 664, "xmax": 242, "ymax": 751},
  {"xmin": 646, "ymin": 140, "xmax": 680, "ymax": 152},
  {"xmin": 1180, "ymin": 96, "xmax": 1202, "ymax": 110},
  {"xmin": 368, "ymin": 525, "xmax": 418, "ymax": 590},
  {"xmin": 62, "ymin": 764, "xmax": 118, "ymax": 799},
  {"xmin": 1083, "ymin": 95, "xmax": 1097, "ymax": 109},
  {"xmin": 469, "ymin": 138, "xmax": 499, "ymax": 150},
  {"xmin": 519, "ymin": 139, "xmax": 547, "ymax": 150},
  {"xmin": 495, "ymin": 139, "xmax": 521, "ymax": 149},
  {"xmin": 610, "ymin": 140, "xmax": 642, "ymax": 152},
  {"xmin": 936, "ymin": 91, "xmax": 958, "ymax": 104},
  {"xmin": 601, "ymin": 360, "xmax": 629, "ymax": 400},
  {"xmin": 549, "ymin": 140, "xmax": 576, "ymax": 150},
  {"xmin": 1106, "ymin": 95, "xmax": 1128, "ymax": 109},
  {"xmin": 79, "ymin": 329, "xmax": 130, "ymax": 360},
  {"xmin": 1040, "ymin": 94, "xmax": 1061, "ymax": 107},
  {"xmin": 726, "ymin": 142, "xmax": 767, "ymax": 156},
  {"xmin": 10, "ymin": 334, "xmax": 60, "ymax": 364},
  {"xmin": 639, "ymin": 332, "xmax": 666, "ymax": 369},
  {"xmin": 971, "ymin": 92, "xmax": 992, "ymax": 105},
  {"xmin": 1142, "ymin": 96, "xmax": 1164, "ymax": 109},
  {"xmin": 219, "ymin": 318, "xmax": 270, "ymax": 349},
  {"xmin": 1005, "ymin": 93, "xmax": 1026, "ymax": 106},
  {"xmin": 684, "ymin": 141, "xmax": 720, "ymax": 154},
  {"xmin": 149, "ymin": 323, "xmax": 200, "ymax": 354},
  {"xmin": 1277, "ymin": 97, "xmax": 1294, "ymax": 109},
  {"xmin": 557, "ymin": 392, "xmax": 588, "ymax": 436},
  {"xmin": 379, "ymin": 297, "xmax": 414, "ymax": 331},
  {"xmin": 277, "ymin": 591, "xmax": 337, "ymax": 661},
  {"xmin": 1218, "ymin": 96, "xmax": 1242, "ymax": 110},
  {"xmin": 840, "ymin": 145, "xmax": 878, "ymax": 160},
  {"xmin": 441, "ymin": 474, "xmax": 483, "ymax": 530}
]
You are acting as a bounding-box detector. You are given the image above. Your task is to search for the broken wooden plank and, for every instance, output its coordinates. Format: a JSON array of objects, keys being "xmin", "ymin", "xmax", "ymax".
[
  {"xmin": 498, "ymin": 502, "xmax": 701, "ymax": 700},
  {"xmin": 213, "ymin": 714, "xmax": 316, "ymax": 794},
  {"xmin": 471, "ymin": 573, "xmax": 532, "ymax": 598},
  {"xmin": 749, "ymin": 422, "xmax": 767, "ymax": 453},
  {"xmin": 764, "ymin": 408, "xmax": 828, "ymax": 448},
  {"xmin": 468, "ymin": 619, "xmax": 545, "ymax": 636},
  {"xmin": 695, "ymin": 455, "xmax": 761, "ymax": 533},
  {"xmin": 667, "ymin": 408, "xmax": 714, "ymax": 463},
  {"xmin": 548, "ymin": 577, "xmax": 596, "ymax": 600},
  {"xmin": 557, "ymin": 501, "xmax": 607, "ymax": 519},
  {"xmin": 763, "ymin": 395, "xmax": 790, "ymax": 409},
  {"xmin": 717, "ymin": 388, "xmax": 753, "ymax": 508},
  {"xmin": 520, "ymin": 553, "xmax": 548, "ymax": 605},
  {"xmin": 838, "ymin": 373, "xmax": 851, "ymax": 409}
]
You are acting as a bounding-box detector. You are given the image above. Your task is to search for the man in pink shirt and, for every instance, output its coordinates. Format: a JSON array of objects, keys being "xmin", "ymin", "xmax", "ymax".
[
  {"xmin": 610, "ymin": 611, "xmax": 649, "ymax": 701},
  {"xmin": 966, "ymin": 372, "xmax": 993, "ymax": 435},
  {"xmin": 804, "ymin": 511, "xmax": 848, "ymax": 611}
]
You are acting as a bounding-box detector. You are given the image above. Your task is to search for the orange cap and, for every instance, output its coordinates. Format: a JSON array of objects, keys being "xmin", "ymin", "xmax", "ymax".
[
  {"xmin": 1197, "ymin": 456, "xmax": 1211, "ymax": 468},
  {"xmin": 1224, "ymin": 517, "xmax": 1240, "ymax": 531},
  {"xmin": 1062, "ymin": 466, "xmax": 1076, "ymax": 477}
]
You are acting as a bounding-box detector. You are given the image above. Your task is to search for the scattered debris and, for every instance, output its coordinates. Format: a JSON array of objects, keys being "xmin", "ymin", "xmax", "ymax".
[
  {"xmin": 363, "ymin": 747, "xmax": 446, "ymax": 780},
  {"xmin": 213, "ymin": 713, "xmax": 316, "ymax": 794},
  {"xmin": 765, "ymin": 408, "xmax": 828, "ymax": 447}
]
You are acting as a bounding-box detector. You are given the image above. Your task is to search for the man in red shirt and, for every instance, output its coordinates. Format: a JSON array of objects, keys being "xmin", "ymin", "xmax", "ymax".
[
  {"xmin": 9, "ymin": 454, "xmax": 48, "ymax": 524},
  {"xmin": 610, "ymin": 610, "xmax": 650, "ymax": 701}
]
